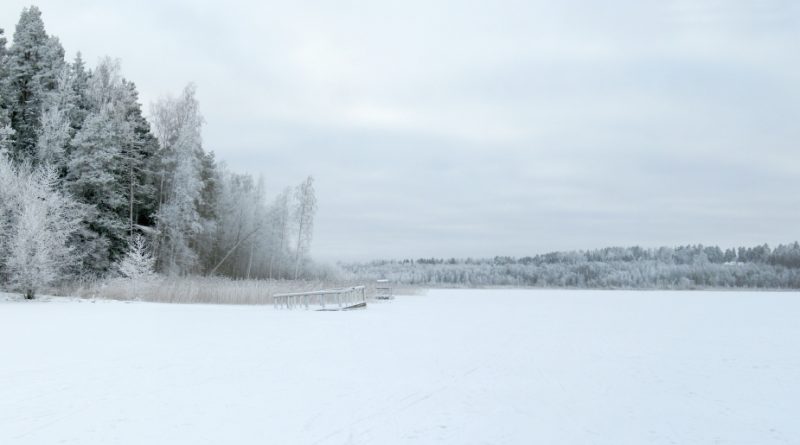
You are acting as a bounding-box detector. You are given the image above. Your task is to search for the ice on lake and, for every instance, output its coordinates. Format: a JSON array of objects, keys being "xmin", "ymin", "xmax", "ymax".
[{"xmin": 1, "ymin": 289, "xmax": 798, "ymax": 444}]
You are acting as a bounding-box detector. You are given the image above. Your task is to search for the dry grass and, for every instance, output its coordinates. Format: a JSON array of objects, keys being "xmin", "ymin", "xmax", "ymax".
[{"xmin": 64, "ymin": 276, "xmax": 422, "ymax": 305}]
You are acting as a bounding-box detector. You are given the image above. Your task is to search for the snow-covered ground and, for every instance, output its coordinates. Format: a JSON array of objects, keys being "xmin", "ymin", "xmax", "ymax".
[{"xmin": 1, "ymin": 289, "xmax": 799, "ymax": 444}]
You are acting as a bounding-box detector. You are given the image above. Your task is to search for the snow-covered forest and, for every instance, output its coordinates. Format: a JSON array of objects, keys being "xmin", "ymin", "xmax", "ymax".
[
  {"xmin": 0, "ymin": 7, "xmax": 319, "ymax": 298},
  {"xmin": 343, "ymin": 243, "xmax": 800, "ymax": 289}
]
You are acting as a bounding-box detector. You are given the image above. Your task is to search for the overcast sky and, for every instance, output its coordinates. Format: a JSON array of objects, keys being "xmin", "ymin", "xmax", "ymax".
[{"xmin": 2, "ymin": 0, "xmax": 799, "ymax": 261}]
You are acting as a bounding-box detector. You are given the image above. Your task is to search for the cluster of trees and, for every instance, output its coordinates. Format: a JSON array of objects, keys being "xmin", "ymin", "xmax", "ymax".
[
  {"xmin": 0, "ymin": 7, "xmax": 318, "ymax": 298},
  {"xmin": 343, "ymin": 243, "xmax": 800, "ymax": 289}
]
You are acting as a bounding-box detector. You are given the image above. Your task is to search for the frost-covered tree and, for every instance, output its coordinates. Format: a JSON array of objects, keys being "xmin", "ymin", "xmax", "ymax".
[
  {"xmin": 1, "ymin": 6, "xmax": 322, "ymax": 282},
  {"xmin": 0, "ymin": 28, "xmax": 13, "ymax": 155},
  {"xmin": 63, "ymin": 58, "xmax": 159, "ymax": 273},
  {"xmin": 36, "ymin": 66, "xmax": 76, "ymax": 165},
  {"xmin": 158, "ymin": 150, "xmax": 203, "ymax": 273},
  {"xmin": 116, "ymin": 234, "xmax": 156, "ymax": 300},
  {"xmin": 151, "ymin": 84, "xmax": 206, "ymax": 275},
  {"xmin": 0, "ymin": 27, "xmax": 6, "ymax": 61},
  {"xmin": 205, "ymin": 168, "xmax": 267, "ymax": 277},
  {"xmin": 293, "ymin": 176, "xmax": 317, "ymax": 279},
  {"xmin": 0, "ymin": 152, "xmax": 17, "ymax": 254},
  {"xmin": 65, "ymin": 102, "xmax": 130, "ymax": 272},
  {"xmin": 69, "ymin": 52, "xmax": 91, "ymax": 132},
  {"xmin": 0, "ymin": 124, "xmax": 13, "ymax": 156},
  {"xmin": 267, "ymin": 187, "xmax": 292, "ymax": 279},
  {"xmin": 0, "ymin": 155, "xmax": 82, "ymax": 298},
  {"xmin": 117, "ymin": 234, "xmax": 155, "ymax": 280},
  {"xmin": 121, "ymin": 80, "xmax": 160, "ymax": 232},
  {"xmin": 4, "ymin": 6, "xmax": 65, "ymax": 162},
  {"xmin": 0, "ymin": 88, "xmax": 14, "ymax": 155}
]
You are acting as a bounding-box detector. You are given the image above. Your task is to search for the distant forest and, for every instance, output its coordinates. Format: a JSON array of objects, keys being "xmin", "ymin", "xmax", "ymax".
[{"xmin": 343, "ymin": 243, "xmax": 800, "ymax": 289}]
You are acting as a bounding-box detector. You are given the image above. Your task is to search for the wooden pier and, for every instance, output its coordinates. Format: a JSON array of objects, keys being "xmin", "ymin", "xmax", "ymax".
[{"xmin": 273, "ymin": 286, "xmax": 367, "ymax": 311}]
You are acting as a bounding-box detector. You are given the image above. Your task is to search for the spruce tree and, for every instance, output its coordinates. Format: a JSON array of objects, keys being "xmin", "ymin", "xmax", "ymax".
[
  {"xmin": 0, "ymin": 27, "xmax": 6, "ymax": 60},
  {"xmin": 69, "ymin": 53, "xmax": 91, "ymax": 132},
  {"xmin": 5, "ymin": 6, "xmax": 65, "ymax": 162},
  {"xmin": 0, "ymin": 29, "xmax": 15, "ymax": 156},
  {"xmin": 66, "ymin": 104, "xmax": 130, "ymax": 272}
]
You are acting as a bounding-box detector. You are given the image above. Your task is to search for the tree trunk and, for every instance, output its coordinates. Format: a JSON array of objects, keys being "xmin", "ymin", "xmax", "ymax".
[{"xmin": 129, "ymin": 163, "xmax": 134, "ymax": 240}]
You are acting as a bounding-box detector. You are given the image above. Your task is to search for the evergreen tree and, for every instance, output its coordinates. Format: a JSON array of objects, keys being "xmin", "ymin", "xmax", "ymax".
[
  {"xmin": 4, "ymin": 6, "xmax": 65, "ymax": 162},
  {"xmin": 117, "ymin": 234, "xmax": 155, "ymax": 280},
  {"xmin": 121, "ymin": 79, "xmax": 160, "ymax": 234},
  {"xmin": 0, "ymin": 27, "xmax": 12, "ymax": 154},
  {"xmin": 64, "ymin": 59, "xmax": 135, "ymax": 272},
  {"xmin": 0, "ymin": 54, "xmax": 13, "ymax": 155},
  {"xmin": 0, "ymin": 27, "xmax": 6, "ymax": 60},
  {"xmin": 62, "ymin": 58, "xmax": 161, "ymax": 273},
  {"xmin": 66, "ymin": 105, "xmax": 130, "ymax": 272},
  {"xmin": 194, "ymin": 151, "xmax": 220, "ymax": 272},
  {"xmin": 69, "ymin": 52, "xmax": 91, "ymax": 133}
]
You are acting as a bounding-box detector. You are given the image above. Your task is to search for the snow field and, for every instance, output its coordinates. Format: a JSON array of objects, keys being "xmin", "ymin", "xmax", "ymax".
[{"xmin": 1, "ymin": 289, "xmax": 799, "ymax": 444}]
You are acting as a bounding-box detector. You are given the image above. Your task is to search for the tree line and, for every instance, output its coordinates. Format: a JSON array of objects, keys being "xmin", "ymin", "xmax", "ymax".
[
  {"xmin": 0, "ymin": 7, "xmax": 318, "ymax": 298},
  {"xmin": 343, "ymin": 243, "xmax": 800, "ymax": 289}
]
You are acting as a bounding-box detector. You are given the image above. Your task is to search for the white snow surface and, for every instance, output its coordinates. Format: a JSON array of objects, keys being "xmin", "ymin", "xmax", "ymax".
[{"xmin": 1, "ymin": 289, "xmax": 799, "ymax": 444}]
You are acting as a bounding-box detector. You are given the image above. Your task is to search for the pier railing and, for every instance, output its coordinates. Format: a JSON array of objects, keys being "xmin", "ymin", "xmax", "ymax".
[{"xmin": 273, "ymin": 285, "xmax": 367, "ymax": 310}]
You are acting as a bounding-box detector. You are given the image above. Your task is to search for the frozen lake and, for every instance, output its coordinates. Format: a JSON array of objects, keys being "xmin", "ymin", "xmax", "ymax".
[{"xmin": 1, "ymin": 289, "xmax": 799, "ymax": 444}]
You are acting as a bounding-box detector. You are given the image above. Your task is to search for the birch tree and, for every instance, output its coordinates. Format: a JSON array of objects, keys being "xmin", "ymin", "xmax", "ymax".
[
  {"xmin": 0, "ymin": 156, "xmax": 82, "ymax": 298},
  {"xmin": 293, "ymin": 176, "xmax": 317, "ymax": 279},
  {"xmin": 267, "ymin": 187, "xmax": 291, "ymax": 279},
  {"xmin": 36, "ymin": 66, "xmax": 76, "ymax": 166},
  {"xmin": 151, "ymin": 83, "xmax": 205, "ymax": 275}
]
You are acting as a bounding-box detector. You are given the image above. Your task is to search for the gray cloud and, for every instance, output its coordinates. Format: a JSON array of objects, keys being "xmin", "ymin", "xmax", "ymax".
[{"xmin": 2, "ymin": 0, "xmax": 798, "ymax": 260}]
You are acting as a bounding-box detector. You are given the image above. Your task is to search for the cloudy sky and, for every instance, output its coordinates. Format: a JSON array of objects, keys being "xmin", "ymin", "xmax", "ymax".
[{"xmin": 3, "ymin": 0, "xmax": 799, "ymax": 260}]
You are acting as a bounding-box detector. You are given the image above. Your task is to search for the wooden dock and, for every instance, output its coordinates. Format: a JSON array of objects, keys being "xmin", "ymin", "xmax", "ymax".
[{"xmin": 273, "ymin": 286, "xmax": 367, "ymax": 311}]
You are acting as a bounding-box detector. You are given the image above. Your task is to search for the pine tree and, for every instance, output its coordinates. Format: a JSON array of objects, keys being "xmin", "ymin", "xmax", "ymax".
[
  {"xmin": 194, "ymin": 151, "xmax": 220, "ymax": 272},
  {"xmin": 120, "ymin": 79, "xmax": 159, "ymax": 236}
]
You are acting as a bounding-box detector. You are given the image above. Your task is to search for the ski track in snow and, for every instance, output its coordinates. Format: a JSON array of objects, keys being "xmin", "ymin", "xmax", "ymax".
[{"xmin": 1, "ymin": 289, "xmax": 799, "ymax": 444}]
